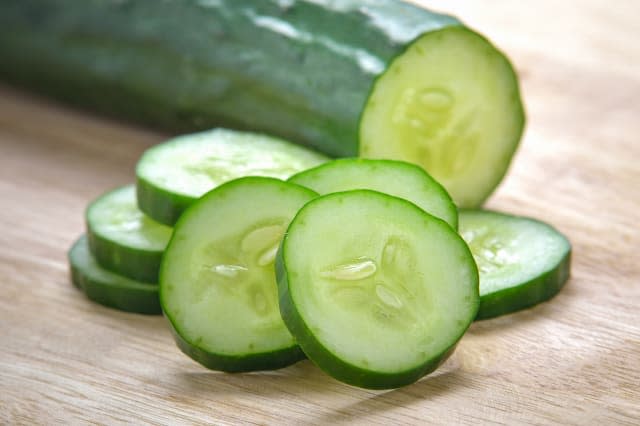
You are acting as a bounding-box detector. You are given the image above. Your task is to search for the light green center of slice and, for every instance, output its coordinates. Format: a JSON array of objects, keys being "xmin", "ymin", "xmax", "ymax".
[
  {"xmin": 192, "ymin": 223, "xmax": 287, "ymax": 331},
  {"xmin": 90, "ymin": 186, "xmax": 172, "ymax": 250},
  {"xmin": 139, "ymin": 129, "xmax": 327, "ymax": 198},
  {"xmin": 317, "ymin": 237, "xmax": 423, "ymax": 331}
]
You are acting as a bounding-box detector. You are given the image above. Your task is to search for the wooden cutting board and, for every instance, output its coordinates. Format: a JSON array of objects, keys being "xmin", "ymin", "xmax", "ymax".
[{"xmin": 1, "ymin": 0, "xmax": 638, "ymax": 424}]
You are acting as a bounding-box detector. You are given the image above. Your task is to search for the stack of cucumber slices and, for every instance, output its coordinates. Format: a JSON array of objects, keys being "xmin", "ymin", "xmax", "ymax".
[{"xmin": 69, "ymin": 128, "xmax": 570, "ymax": 389}]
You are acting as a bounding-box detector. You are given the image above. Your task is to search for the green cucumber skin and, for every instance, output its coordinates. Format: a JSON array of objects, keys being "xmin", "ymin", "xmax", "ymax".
[
  {"xmin": 0, "ymin": 0, "xmax": 459, "ymax": 157},
  {"xmin": 475, "ymin": 241, "xmax": 571, "ymax": 321},
  {"xmin": 86, "ymin": 226, "xmax": 164, "ymax": 283},
  {"xmin": 476, "ymin": 250, "xmax": 571, "ymax": 320},
  {"xmin": 136, "ymin": 177, "xmax": 192, "ymax": 227},
  {"xmin": 69, "ymin": 236, "xmax": 161, "ymax": 315},
  {"xmin": 167, "ymin": 321, "xmax": 306, "ymax": 373}
]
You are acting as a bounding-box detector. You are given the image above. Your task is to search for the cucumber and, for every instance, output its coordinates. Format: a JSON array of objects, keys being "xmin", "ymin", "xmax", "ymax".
[
  {"xmin": 359, "ymin": 28, "xmax": 524, "ymax": 207},
  {"xmin": 136, "ymin": 128, "xmax": 328, "ymax": 226},
  {"xmin": 459, "ymin": 210, "xmax": 571, "ymax": 320},
  {"xmin": 276, "ymin": 190, "xmax": 479, "ymax": 389},
  {"xmin": 160, "ymin": 177, "xmax": 318, "ymax": 372},
  {"xmin": 87, "ymin": 185, "xmax": 172, "ymax": 283},
  {"xmin": 288, "ymin": 158, "xmax": 458, "ymax": 230},
  {"xmin": 0, "ymin": 0, "xmax": 524, "ymax": 206},
  {"xmin": 69, "ymin": 235, "xmax": 161, "ymax": 315}
]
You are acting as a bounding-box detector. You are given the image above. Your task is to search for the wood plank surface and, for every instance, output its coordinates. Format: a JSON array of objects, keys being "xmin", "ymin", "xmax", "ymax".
[{"xmin": 1, "ymin": 0, "xmax": 639, "ymax": 424}]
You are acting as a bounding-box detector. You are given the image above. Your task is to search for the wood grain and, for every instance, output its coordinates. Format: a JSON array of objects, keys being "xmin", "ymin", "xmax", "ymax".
[{"xmin": 1, "ymin": 1, "xmax": 639, "ymax": 424}]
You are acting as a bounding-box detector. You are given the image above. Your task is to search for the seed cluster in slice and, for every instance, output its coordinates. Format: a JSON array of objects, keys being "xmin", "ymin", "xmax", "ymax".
[
  {"xmin": 160, "ymin": 177, "xmax": 318, "ymax": 372},
  {"xmin": 136, "ymin": 128, "xmax": 328, "ymax": 226},
  {"xmin": 289, "ymin": 158, "xmax": 458, "ymax": 229},
  {"xmin": 277, "ymin": 190, "xmax": 479, "ymax": 389},
  {"xmin": 459, "ymin": 210, "xmax": 571, "ymax": 320}
]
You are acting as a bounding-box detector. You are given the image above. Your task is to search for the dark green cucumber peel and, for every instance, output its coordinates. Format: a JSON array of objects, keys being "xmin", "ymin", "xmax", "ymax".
[
  {"xmin": 86, "ymin": 230, "xmax": 165, "ymax": 283},
  {"xmin": 136, "ymin": 179, "xmax": 192, "ymax": 228},
  {"xmin": 167, "ymin": 323, "xmax": 306, "ymax": 373},
  {"xmin": 0, "ymin": 0, "xmax": 457, "ymax": 157},
  {"xmin": 69, "ymin": 235, "xmax": 161, "ymax": 315},
  {"xmin": 0, "ymin": 1, "xmax": 524, "ymax": 207},
  {"xmin": 459, "ymin": 210, "xmax": 572, "ymax": 320},
  {"xmin": 159, "ymin": 177, "xmax": 318, "ymax": 372},
  {"xmin": 476, "ymin": 253, "xmax": 570, "ymax": 320},
  {"xmin": 276, "ymin": 191, "xmax": 479, "ymax": 389}
]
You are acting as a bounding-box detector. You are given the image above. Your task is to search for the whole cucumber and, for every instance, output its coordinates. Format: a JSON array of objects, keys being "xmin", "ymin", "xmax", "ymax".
[{"xmin": 0, "ymin": 0, "xmax": 524, "ymax": 207}]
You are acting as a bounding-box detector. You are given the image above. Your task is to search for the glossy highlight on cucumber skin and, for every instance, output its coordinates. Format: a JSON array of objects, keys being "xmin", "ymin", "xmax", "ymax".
[
  {"xmin": 1, "ymin": 0, "xmax": 524, "ymax": 207},
  {"xmin": 69, "ymin": 235, "xmax": 161, "ymax": 315},
  {"xmin": 160, "ymin": 177, "xmax": 318, "ymax": 372},
  {"xmin": 0, "ymin": 0, "xmax": 460, "ymax": 158},
  {"xmin": 276, "ymin": 190, "xmax": 479, "ymax": 389}
]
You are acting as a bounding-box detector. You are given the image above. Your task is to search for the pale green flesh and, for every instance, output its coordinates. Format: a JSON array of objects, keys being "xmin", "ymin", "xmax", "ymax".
[
  {"xmin": 137, "ymin": 128, "xmax": 328, "ymax": 198},
  {"xmin": 359, "ymin": 28, "xmax": 523, "ymax": 207},
  {"xmin": 289, "ymin": 159, "xmax": 457, "ymax": 229},
  {"xmin": 88, "ymin": 185, "xmax": 172, "ymax": 250},
  {"xmin": 459, "ymin": 211, "xmax": 570, "ymax": 295},
  {"xmin": 162, "ymin": 178, "xmax": 316, "ymax": 356},
  {"xmin": 286, "ymin": 192, "xmax": 477, "ymax": 373}
]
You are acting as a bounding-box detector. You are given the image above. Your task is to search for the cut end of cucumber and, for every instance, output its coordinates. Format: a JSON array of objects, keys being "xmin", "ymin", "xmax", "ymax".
[{"xmin": 359, "ymin": 26, "xmax": 525, "ymax": 207}]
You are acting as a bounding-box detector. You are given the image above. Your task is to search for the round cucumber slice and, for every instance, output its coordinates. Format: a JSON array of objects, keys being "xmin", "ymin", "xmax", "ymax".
[
  {"xmin": 277, "ymin": 190, "xmax": 479, "ymax": 389},
  {"xmin": 87, "ymin": 185, "xmax": 172, "ymax": 283},
  {"xmin": 359, "ymin": 27, "xmax": 525, "ymax": 207},
  {"xmin": 288, "ymin": 158, "xmax": 458, "ymax": 230},
  {"xmin": 160, "ymin": 177, "xmax": 318, "ymax": 372},
  {"xmin": 136, "ymin": 128, "xmax": 328, "ymax": 226},
  {"xmin": 459, "ymin": 210, "xmax": 571, "ymax": 320},
  {"xmin": 68, "ymin": 235, "xmax": 161, "ymax": 315}
]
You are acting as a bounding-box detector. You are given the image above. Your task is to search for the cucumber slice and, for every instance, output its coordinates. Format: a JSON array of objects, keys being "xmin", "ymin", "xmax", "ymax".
[
  {"xmin": 459, "ymin": 210, "xmax": 571, "ymax": 320},
  {"xmin": 136, "ymin": 128, "xmax": 328, "ymax": 226},
  {"xmin": 87, "ymin": 185, "xmax": 172, "ymax": 283},
  {"xmin": 288, "ymin": 158, "xmax": 458, "ymax": 230},
  {"xmin": 277, "ymin": 190, "xmax": 479, "ymax": 389},
  {"xmin": 68, "ymin": 235, "xmax": 161, "ymax": 315},
  {"xmin": 160, "ymin": 177, "xmax": 318, "ymax": 372},
  {"xmin": 359, "ymin": 27, "xmax": 525, "ymax": 208}
]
